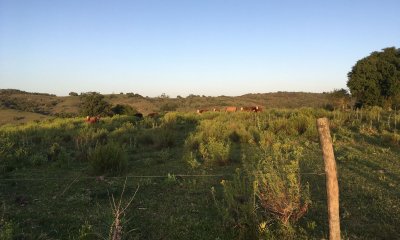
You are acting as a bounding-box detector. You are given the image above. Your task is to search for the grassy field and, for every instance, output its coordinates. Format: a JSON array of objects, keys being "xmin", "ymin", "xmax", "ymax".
[
  {"xmin": 1, "ymin": 89, "xmax": 332, "ymax": 123},
  {"xmin": 0, "ymin": 109, "xmax": 53, "ymax": 125},
  {"xmin": 1, "ymin": 108, "xmax": 399, "ymax": 239}
]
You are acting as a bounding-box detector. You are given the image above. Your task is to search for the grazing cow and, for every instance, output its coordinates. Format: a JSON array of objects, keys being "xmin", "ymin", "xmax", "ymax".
[
  {"xmin": 147, "ymin": 112, "xmax": 158, "ymax": 118},
  {"xmin": 240, "ymin": 107, "xmax": 253, "ymax": 112},
  {"xmin": 196, "ymin": 109, "xmax": 208, "ymax": 114},
  {"xmin": 86, "ymin": 116, "xmax": 100, "ymax": 123},
  {"xmin": 240, "ymin": 106, "xmax": 263, "ymax": 112},
  {"xmin": 225, "ymin": 106, "xmax": 237, "ymax": 112},
  {"xmin": 134, "ymin": 113, "xmax": 143, "ymax": 119},
  {"xmin": 253, "ymin": 106, "xmax": 263, "ymax": 112}
]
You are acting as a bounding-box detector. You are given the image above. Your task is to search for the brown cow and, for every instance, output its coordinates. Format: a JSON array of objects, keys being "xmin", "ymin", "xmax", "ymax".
[
  {"xmin": 240, "ymin": 106, "xmax": 263, "ymax": 112},
  {"xmin": 196, "ymin": 109, "xmax": 208, "ymax": 114},
  {"xmin": 86, "ymin": 116, "xmax": 100, "ymax": 123},
  {"xmin": 213, "ymin": 108, "xmax": 220, "ymax": 112},
  {"xmin": 253, "ymin": 106, "xmax": 263, "ymax": 112},
  {"xmin": 225, "ymin": 106, "xmax": 237, "ymax": 112},
  {"xmin": 240, "ymin": 107, "xmax": 253, "ymax": 112}
]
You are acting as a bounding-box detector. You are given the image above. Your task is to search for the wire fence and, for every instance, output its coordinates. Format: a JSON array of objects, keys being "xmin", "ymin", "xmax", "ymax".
[{"xmin": 0, "ymin": 172, "xmax": 326, "ymax": 182}]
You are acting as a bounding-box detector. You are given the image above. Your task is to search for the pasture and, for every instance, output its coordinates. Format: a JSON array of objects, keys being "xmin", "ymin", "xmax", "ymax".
[{"xmin": 1, "ymin": 108, "xmax": 400, "ymax": 239}]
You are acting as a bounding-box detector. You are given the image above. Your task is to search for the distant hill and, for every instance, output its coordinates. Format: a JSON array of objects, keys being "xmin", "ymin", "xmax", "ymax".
[{"xmin": 0, "ymin": 89, "xmax": 330, "ymax": 125}]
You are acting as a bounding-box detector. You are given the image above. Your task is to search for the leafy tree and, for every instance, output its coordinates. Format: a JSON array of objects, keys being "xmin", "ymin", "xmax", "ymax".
[
  {"xmin": 69, "ymin": 92, "xmax": 78, "ymax": 96},
  {"xmin": 159, "ymin": 93, "xmax": 169, "ymax": 99},
  {"xmin": 79, "ymin": 92, "xmax": 112, "ymax": 117},
  {"xmin": 347, "ymin": 47, "xmax": 400, "ymax": 108},
  {"xmin": 126, "ymin": 92, "xmax": 143, "ymax": 98}
]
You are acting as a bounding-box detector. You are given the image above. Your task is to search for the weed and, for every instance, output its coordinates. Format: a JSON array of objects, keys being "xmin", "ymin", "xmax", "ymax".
[
  {"xmin": 211, "ymin": 169, "xmax": 259, "ymax": 239},
  {"xmin": 87, "ymin": 142, "xmax": 128, "ymax": 176},
  {"xmin": 199, "ymin": 137, "xmax": 231, "ymax": 165}
]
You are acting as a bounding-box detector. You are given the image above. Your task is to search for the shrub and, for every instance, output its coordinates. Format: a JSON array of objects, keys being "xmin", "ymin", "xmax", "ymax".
[
  {"xmin": 154, "ymin": 128, "xmax": 177, "ymax": 149},
  {"xmin": 87, "ymin": 142, "xmax": 128, "ymax": 176},
  {"xmin": 30, "ymin": 153, "xmax": 48, "ymax": 166},
  {"xmin": 111, "ymin": 104, "xmax": 137, "ymax": 115},
  {"xmin": 162, "ymin": 112, "xmax": 179, "ymax": 127},
  {"xmin": 251, "ymin": 140, "xmax": 310, "ymax": 226},
  {"xmin": 186, "ymin": 152, "xmax": 201, "ymax": 169},
  {"xmin": 211, "ymin": 169, "xmax": 260, "ymax": 239},
  {"xmin": 79, "ymin": 92, "xmax": 112, "ymax": 117},
  {"xmin": 382, "ymin": 131, "xmax": 400, "ymax": 145},
  {"xmin": 0, "ymin": 219, "xmax": 15, "ymax": 240},
  {"xmin": 160, "ymin": 102, "xmax": 178, "ymax": 112},
  {"xmin": 199, "ymin": 137, "xmax": 231, "ymax": 165}
]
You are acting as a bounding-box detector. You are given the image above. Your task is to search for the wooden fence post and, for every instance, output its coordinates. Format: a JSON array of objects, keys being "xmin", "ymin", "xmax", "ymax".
[{"xmin": 317, "ymin": 118, "xmax": 341, "ymax": 240}]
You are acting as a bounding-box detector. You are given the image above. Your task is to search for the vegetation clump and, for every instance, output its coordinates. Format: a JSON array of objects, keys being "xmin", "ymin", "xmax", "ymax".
[
  {"xmin": 347, "ymin": 47, "xmax": 400, "ymax": 108},
  {"xmin": 87, "ymin": 142, "xmax": 128, "ymax": 176}
]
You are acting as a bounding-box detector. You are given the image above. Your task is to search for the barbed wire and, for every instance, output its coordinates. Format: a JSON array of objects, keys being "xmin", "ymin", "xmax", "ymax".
[{"xmin": 0, "ymin": 172, "xmax": 325, "ymax": 181}]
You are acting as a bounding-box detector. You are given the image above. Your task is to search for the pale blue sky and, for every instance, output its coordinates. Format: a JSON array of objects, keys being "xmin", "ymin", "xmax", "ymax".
[{"xmin": 0, "ymin": 0, "xmax": 399, "ymax": 97}]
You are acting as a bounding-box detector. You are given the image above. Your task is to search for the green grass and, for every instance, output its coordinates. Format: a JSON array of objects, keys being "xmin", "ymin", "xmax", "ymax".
[
  {"xmin": 1, "ymin": 109, "xmax": 400, "ymax": 239},
  {"xmin": 1, "ymin": 89, "xmax": 331, "ymax": 126}
]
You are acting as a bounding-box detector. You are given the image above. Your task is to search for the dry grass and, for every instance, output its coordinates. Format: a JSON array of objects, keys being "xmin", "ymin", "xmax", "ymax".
[
  {"xmin": 109, "ymin": 179, "xmax": 139, "ymax": 240},
  {"xmin": 0, "ymin": 109, "xmax": 52, "ymax": 125}
]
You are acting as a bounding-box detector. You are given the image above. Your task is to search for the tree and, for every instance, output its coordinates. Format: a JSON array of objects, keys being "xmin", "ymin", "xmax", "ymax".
[
  {"xmin": 79, "ymin": 92, "xmax": 112, "ymax": 117},
  {"xmin": 69, "ymin": 92, "xmax": 78, "ymax": 96},
  {"xmin": 159, "ymin": 93, "xmax": 169, "ymax": 99},
  {"xmin": 347, "ymin": 47, "xmax": 400, "ymax": 108}
]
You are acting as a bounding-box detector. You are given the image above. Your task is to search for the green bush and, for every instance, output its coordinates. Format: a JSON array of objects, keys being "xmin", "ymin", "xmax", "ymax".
[
  {"xmin": 186, "ymin": 151, "xmax": 201, "ymax": 169},
  {"xmin": 211, "ymin": 169, "xmax": 261, "ymax": 239},
  {"xmin": 87, "ymin": 142, "xmax": 128, "ymax": 176},
  {"xmin": 111, "ymin": 104, "xmax": 137, "ymax": 115},
  {"xmin": 154, "ymin": 128, "xmax": 177, "ymax": 149},
  {"xmin": 199, "ymin": 137, "xmax": 231, "ymax": 165},
  {"xmin": 30, "ymin": 153, "xmax": 48, "ymax": 166},
  {"xmin": 0, "ymin": 219, "xmax": 15, "ymax": 240},
  {"xmin": 251, "ymin": 140, "xmax": 310, "ymax": 227}
]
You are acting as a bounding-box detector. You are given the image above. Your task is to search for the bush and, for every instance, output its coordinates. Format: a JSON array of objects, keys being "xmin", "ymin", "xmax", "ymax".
[
  {"xmin": 79, "ymin": 92, "xmax": 112, "ymax": 117},
  {"xmin": 0, "ymin": 219, "xmax": 15, "ymax": 240},
  {"xmin": 111, "ymin": 104, "xmax": 137, "ymax": 115},
  {"xmin": 154, "ymin": 128, "xmax": 177, "ymax": 149},
  {"xmin": 87, "ymin": 142, "xmax": 128, "ymax": 176},
  {"xmin": 199, "ymin": 137, "xmax": 231, "ymax": 165},
  {"xmin": 211, "ymin": 169, "xmax": 264, "ymax": 239},
  {"xmin": 250, "ymin": 140, "xmax": 310, "ymax": 226},
  {"xmin": 159, "ymin": 102, "xmax": 178, "ymax": 112},
  {"xmin": 30, "ymin": 153, "xmax": 48, "ymax": 166},
  {"xmin": 186, "ymin": 152, "xmax": 201, "ymax": 169}
]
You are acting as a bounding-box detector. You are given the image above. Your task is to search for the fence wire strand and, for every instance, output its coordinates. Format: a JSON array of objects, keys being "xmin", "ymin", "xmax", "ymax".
[{"xmin": 0, "ymin": 172, "xmax": 325, "ymax": 181}]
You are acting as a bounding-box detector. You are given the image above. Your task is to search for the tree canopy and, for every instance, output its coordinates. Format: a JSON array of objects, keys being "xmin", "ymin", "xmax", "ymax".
[
  {"xmin": 347, "ymin": 47, "xmax": 400, "ymax": 108},
  {"xmin": 79, "ymin": 92, "xmax": 112, "ymax": 117}
]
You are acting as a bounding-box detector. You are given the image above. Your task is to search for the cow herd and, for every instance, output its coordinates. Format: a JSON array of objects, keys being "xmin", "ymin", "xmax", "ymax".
[
  {"xmin": 85, "ymin": 106, "xmax": 262, "ymax": 123},
  {"xmin": 196, "ymin": 106, "xmax": 262, "ymax": 114}
]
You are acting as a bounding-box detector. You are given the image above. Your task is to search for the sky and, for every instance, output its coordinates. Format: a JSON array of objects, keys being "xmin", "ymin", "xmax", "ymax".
[{"xmin": 0, "ymin": 0, "xmax": 399, "ymax": 97}]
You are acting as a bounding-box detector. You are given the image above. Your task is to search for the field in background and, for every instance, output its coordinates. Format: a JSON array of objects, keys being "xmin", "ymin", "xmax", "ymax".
[
  {"xmin": 0, "ymin": 109, "xmax": 52, "ymax": 125},
  {"xmin": 1, "ymin": 108, "xmax": 399, "ymax": 239},
  {"xmin": 0, "ymin": 89, "xmax": 331, "ymax": 125}
]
